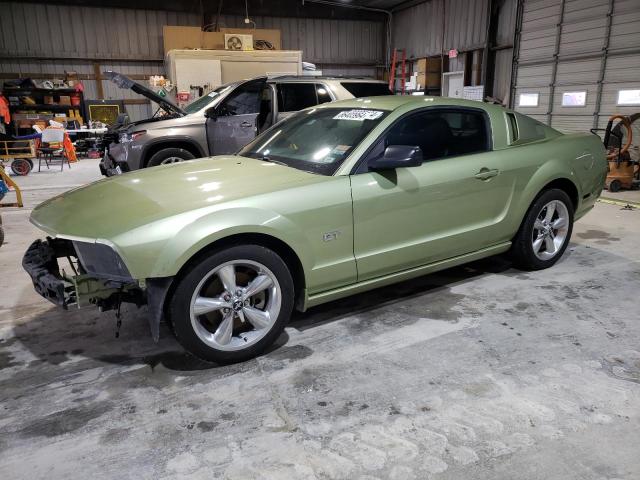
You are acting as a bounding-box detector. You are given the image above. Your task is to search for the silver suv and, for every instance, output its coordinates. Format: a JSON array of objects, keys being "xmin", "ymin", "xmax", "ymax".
[{"xmin": 100, "ymin": 73, "xmax": 392, "ymax": 176}]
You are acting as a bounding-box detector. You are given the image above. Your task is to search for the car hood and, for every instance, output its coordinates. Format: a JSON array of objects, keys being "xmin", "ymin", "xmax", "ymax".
[
  {"xmin": 104, "ymin": 71, "xmax": 186, "ymax": 117},
  {"xmin": 30, "ymin": 156, "xmax": 327, "ymax": 240}
]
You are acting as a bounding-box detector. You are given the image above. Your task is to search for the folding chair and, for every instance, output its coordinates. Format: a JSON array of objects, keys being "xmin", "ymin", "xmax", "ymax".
[{"xmin": 38, "ymin": 128, "xmax": 70, "ymax": 172}]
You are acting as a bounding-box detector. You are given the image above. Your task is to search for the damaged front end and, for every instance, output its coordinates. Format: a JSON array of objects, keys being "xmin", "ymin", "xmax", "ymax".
[{"xmin": 22, "ymin": 238, "xmax": 172, "ymax": 340}]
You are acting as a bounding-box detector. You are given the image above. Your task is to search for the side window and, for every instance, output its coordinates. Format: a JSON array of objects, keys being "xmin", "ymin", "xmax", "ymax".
[
  {"xmin": 316, "ymin": 84, "xmax": 333, "ymax": 104},
  {"xmin": 277, "ymin": 83, "xmax": 318, "ymax": 112},
  {"xmin": 220, "ymin": 81, "xmax": 263, "ymax": 116},
  {"xmin": 359, "ymin": 109, "xmax": 490, "ymax": 172},
  {"xmin": 386, "ymin": 109, "xmax": 489, "ymax": 160}
]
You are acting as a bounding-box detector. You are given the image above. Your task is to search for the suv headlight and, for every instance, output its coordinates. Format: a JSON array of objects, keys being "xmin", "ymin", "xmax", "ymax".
[
  {"xmin": 73, "ymin": 241, "xmax": 132, "ymax": 282},
  {"xmin": 119, "ymin": 130, "xmax": 146, "ymax": 143}
]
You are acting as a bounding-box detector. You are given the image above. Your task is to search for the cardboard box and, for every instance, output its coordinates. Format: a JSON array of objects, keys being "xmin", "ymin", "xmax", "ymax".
[
  {"xmin": 59, "ymin": 95, "xmax": 71, "ymax": 105},
  {"xmin": 53, "ymin": 114, "xmax": 68, "ymax": 125},
  {"xmin": 416, "ymin": 72, "xmax": 441, "ymax": 88},
  {"xmin": 163, "ymin": 26, "xmax": 229, "ymax": 52},
  {"xmin": 416, "ymin": 57, "xmax": 442, "ymax": 74},
  {"xmin": 163, "ymin": 25, "xmax": 281, "ymax": 54},
  {"xmin": 163, "ymin": 26, "xmax": 224, "ymax": 53},
  {"xmin": 44, "ymin": 95, "xmax": 54, "ymax": 105}
]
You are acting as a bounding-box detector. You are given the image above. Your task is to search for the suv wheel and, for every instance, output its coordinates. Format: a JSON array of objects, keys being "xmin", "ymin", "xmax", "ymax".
[
  {"xmin": 511, "ymin": 188, "xmax": 574, "ymax": 270},
  {"xmin": 147, "ymin": 148, "xmax": 196, "ymax": 167},
  {"xmin": 168, "ymin": 245, "xmax": 294, "ymax": 363}
]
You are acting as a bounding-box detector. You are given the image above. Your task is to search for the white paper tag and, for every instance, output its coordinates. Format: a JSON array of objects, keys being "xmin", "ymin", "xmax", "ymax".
[{"xmin": 333, "ymin": 109, "xmax": 384, "ymax": 121}]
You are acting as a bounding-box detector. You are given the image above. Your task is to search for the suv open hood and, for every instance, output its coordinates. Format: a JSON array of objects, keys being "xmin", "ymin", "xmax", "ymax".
[{"xmin": 104, "ymin": 71, "xmax": 186, "ymax": 117}]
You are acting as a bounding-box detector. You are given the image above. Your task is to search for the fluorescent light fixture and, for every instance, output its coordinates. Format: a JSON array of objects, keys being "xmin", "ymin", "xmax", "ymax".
[
  {"xmin": 518, "ymin": 93, "xmax": 539, "ymax": 107},
  {"xmin": 561, "ymin": 91, "xmax": 587, "ymax": 107},
  {"xmin": 617, "ymin": 89, "xmax": 640, "ymax": 106}
]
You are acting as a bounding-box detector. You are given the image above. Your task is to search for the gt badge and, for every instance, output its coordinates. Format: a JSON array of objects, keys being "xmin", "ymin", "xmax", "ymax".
[{"xmin": 323, "ymin": 231, "xmax": 340, "ymax": 242}]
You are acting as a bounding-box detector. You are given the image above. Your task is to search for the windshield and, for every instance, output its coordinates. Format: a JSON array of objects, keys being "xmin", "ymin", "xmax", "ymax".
[
  {"xmin": 239, "ymin": 107, "xmax": 388, "ymax": 175},
  {"xmin": 183, "ymin": 84, "xmax": 234, "ymax": 114},
  {"xmin": 341, "ymin": 82, "xmax": 393, "ymax": 98}
]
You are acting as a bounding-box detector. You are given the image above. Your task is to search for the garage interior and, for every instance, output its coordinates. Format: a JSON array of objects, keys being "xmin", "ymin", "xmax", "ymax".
[{"xmin": 1, "ymin": 0, "xmax": 639, "ymax": 478}]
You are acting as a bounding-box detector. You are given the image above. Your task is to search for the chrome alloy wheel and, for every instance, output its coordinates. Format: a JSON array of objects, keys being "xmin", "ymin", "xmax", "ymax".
[
  {"xmin": 160, "ymin": 157, "xmax": 183, "ymax": 164},
  {"xmin": 189, "ymin": 260, "xmax": 281, "ymax": 351},
  {"xmin": 531, "ymin": 200, "xmax": 570, "ymax": 261}
]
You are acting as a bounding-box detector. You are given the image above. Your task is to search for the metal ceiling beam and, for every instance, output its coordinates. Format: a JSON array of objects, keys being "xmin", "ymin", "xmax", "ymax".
[{"xmin": 1, "ymin": 0, "xmax": 388, "ymax": 21}]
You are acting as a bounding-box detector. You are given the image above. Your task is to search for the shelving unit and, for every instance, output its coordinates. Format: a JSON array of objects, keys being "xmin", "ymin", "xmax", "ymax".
[{"xmin": 2, "ymin": 86, "xmax": 87, "ymax": 135}]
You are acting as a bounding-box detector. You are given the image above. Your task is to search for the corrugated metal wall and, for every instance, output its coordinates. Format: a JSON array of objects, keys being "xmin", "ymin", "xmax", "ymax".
[
  {"xmin": 512, "ymin": 0, "xmax": 640, "ymax": 133},
  {"xmin": 0, "ymin": 2, "xmax": 385, "ymax": 121},
  {"xmin": 492, "ymin": 0, "xmax": 518, "ymax": 103},
  {"xmin": 392, "ymin": 0, "xmax": 489, "ymax": 59},
  {"xmin": 391, "ymin": 0, "xmax": 520, "ymax": 101}
]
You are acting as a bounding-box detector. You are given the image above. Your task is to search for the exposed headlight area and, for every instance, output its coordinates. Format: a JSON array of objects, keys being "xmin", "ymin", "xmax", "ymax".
[
  {"xmin": 118, "ymin": 130, "xmax": 146, "ymax": 143},
  {"xmin": 22, "ymin": 238, "xmax": 139, "ymax": 311},
  {"xmin": 73, "ymin": 241, "xmax": 133, "ymax": 282}
]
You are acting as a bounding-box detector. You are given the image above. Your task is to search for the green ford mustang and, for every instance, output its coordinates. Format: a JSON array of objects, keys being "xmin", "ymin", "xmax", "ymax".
[{"xmin": 23, "ymin": 96, "xmax": 607, "ymax": 363}]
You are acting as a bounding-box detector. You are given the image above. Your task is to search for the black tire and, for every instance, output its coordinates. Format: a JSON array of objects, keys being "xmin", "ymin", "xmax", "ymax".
[
  {"xmin": 168, "ymin": 245, "xmax": 294, "ymax": 364},
  {"xmin": 146, "ymin": 147, "xmax": 196, "ymax": 168},
  {"xmin": 511, "ymin": 188, "xmax": 574, "ymax": 271},
  {"xmin": 11, "ymin": 158, "xmax": 32, "ymax": 176}
]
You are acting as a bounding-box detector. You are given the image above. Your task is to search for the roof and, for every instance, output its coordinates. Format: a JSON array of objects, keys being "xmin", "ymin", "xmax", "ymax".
[
  {"xmin": 319, "ymin": 95, "xmax": 507, "ymax": 113},
  {"xmin": 267, "ymin": 75, "xmax": 385, "ymax": 83}
]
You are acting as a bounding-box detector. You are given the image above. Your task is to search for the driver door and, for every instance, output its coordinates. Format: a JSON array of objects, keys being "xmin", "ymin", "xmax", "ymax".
[
  {"xmin": 206, "ymin": 78, "xmax": 267, "ymax": 155},
  {"xmin": 351, "ymin": 108, "xmax": 517, "ymax": 281}
]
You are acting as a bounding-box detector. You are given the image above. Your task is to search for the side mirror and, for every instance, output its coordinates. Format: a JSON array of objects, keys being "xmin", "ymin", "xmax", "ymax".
[
  {"xmin": 204, "ymin": 106, "xmax": 218, "ymax": 120},
  {"xmin": 369, "ymin": 145, "xmax": 423, "ymax": 170}
]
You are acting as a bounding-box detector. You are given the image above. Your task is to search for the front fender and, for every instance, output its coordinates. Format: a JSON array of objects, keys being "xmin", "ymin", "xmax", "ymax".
[{"xmin": 141, "ymin": 207, "xmax": 312, "ymax": 279}]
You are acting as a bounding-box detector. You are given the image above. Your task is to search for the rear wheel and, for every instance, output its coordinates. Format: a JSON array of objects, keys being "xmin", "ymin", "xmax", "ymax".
[
  {"xmin": 147, "ymin": 148, "xmax": 196, "ymax": 168},
  {"xmin": 511, "ymin": 189, "xmax": 574, "ymax": 270},
  {"xmin": 168, "ymin": 245, "xmax": 294, "ymax": 363}
]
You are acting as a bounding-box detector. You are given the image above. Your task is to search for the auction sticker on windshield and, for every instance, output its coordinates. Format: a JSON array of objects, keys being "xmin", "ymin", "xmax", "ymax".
[{"xmin": 333, "ymin": 110, "xmax": 384, "ymax": 121}]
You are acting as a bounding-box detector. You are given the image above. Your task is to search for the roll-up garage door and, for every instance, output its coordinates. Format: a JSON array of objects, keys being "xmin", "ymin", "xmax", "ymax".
[{"xmin": 511, "ymin": 0, "xmax": 640, "ymax": 133}]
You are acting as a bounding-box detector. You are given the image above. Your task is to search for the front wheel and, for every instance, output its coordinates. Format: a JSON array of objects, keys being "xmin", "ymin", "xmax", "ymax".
[
  {"xmin": 511, "ymin": 189, "xmax": 574, "ymax": 270},
  {"xmin": 146, "ymin": 147, "xmax": 196, "ymax": 168},
  {"xmin": 168, "ymin": 245, "xmax": 294, "ymax": 363}
]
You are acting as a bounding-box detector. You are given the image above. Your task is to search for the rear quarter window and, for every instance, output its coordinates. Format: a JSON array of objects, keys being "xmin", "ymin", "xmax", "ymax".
[{"xmin": 513, "ymin": 113, "xmax": 561, "ymax": 144}]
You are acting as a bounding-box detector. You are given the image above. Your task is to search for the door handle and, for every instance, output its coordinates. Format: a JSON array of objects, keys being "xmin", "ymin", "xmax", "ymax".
[
  {"xmin": 474, "ymin": 168, "xmax": 500, "ymax": 180},
  {"xmin": 240, "ymin": 121, "xmax": 253, "ymax": 128}
]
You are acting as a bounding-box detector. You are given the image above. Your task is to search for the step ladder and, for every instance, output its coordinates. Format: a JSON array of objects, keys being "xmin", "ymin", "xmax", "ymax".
[{"xmin": 388, "ymin": 48, "xmax": 407, "ymax": 95}]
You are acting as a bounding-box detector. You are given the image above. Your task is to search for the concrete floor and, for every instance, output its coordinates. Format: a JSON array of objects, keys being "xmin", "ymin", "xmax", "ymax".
[{"xmin": 1, "ymin": 159, "xmax": 639, "ymax": 479}]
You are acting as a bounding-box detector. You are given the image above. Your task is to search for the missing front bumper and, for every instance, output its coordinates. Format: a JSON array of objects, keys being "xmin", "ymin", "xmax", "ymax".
[
  {"xmin": 22, "ymin": 238, "xmax": 142, "ymax": 309},
  {"xmin": 22, "ymin": 238, "xmax": 172, "ymax": 341},
  {"xmin": 22, "ymin": 238, "xmax": 77, "ymax": 308}
]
